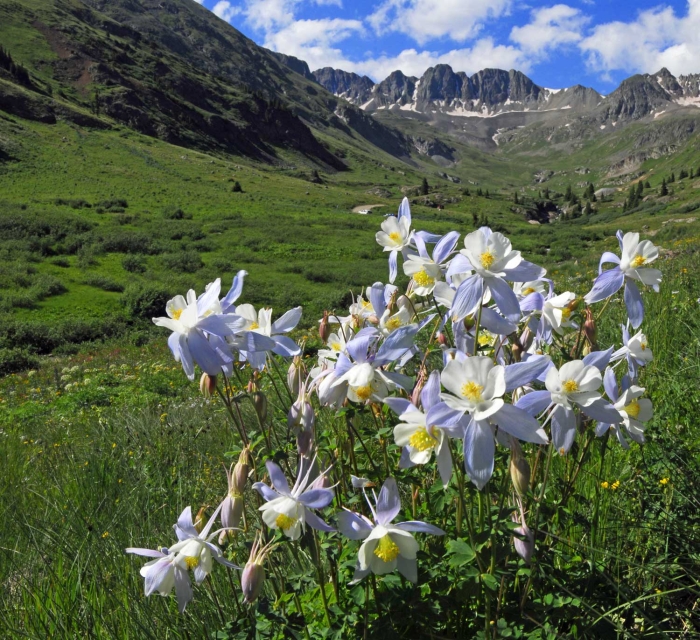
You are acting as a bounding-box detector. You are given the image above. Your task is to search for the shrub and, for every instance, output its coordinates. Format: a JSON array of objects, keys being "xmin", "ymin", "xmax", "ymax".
[
  {"xmin": 0, "ymin": 347, "xmax": 39, "ymax": 375},
  {"xmin": 232, "ymin": 181, "xmax": 243, "ymax": 193},
  {"xmin": 83, "ymin": 274, "xmax": 125, "ymax": 292},
  {"xmin": 162, "ymin": 205, "xmax": 192, "ymax": 220},
  {"xmin": 100, "ymin": 232, "xmax": 158, "ymax": 254},
  {"xmin": 121, "ymin": 283, "xmax": 171, "ymax": 319},
  {"xmin": 162, "ymin": 251, "xmax": 203, "ymax": 273},
  {"xmin": 122, "ymin": 255, "xmax": 147, "ymax": 273},
  {"xmin": 51, "ymin": 257, "xmax": 70, "ymax": 268},
  {"xmin": 97, "ymin": 198, "xmax": 128, "ymax": 209}
]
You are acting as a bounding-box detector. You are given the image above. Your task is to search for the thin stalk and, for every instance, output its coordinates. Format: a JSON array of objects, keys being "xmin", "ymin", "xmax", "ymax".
[
  {"xmin": 313, "ymin": 529, "xmax": 332, "ymax": 626},
  {"xmin": 473, "ymin": 303, "xmax": 484, "ymax": 356}
]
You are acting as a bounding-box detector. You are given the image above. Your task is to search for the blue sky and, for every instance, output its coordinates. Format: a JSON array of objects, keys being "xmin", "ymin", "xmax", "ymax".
[{"xmin": 194, "ymin": 0, "xmax": 700, "ymax": 92}]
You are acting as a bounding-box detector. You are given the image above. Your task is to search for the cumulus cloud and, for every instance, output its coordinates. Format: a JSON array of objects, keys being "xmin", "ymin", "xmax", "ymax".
[
  {"xmin": 264, "ymin": 18, "xmax": 364, "ymax": 71},
  {"xmin": 510, "ymin": 4, "xmax": 588, "ymax": 57},
  {"xmin": 212, "ymin": 1, "xmax": 242, "ymax": 22},
  {"xmin": 580, "ymin": 0, "xmax": 700, "ymax": 76},
  {"xmin": 368, "ymin": 0, "xmax": 512, "ymax": 45}
]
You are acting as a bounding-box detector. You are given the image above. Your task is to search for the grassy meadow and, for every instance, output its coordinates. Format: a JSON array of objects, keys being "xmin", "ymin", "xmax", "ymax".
[{"xmin": 2, "ymin": 95, "xmax": 700, "ymax": 639}]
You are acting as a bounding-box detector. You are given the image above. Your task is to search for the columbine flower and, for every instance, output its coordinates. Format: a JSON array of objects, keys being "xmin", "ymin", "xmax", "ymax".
[
  {"xmin": 597, "ymin": 368, "xmax": 653, "ymax": 447},
  {"xmin": 386, "ymin": 371, "xmax": 452, "ymax": 485},
  {"xmin": 584, "ymin": 231, "xmax": 662, "ymax": 328},
  {"xmin": 611, "ymin": 325, "xmax": 652, "ymax": 380},
  {"xmin": 448, "ymin": 227, "xmax": 546, "ymax": 323},
  {"xmin": 376, "ymin": 198, "xmax": 413, "ymax": 283},
  {"xmin": 169, "ymin": 506, "xmax": 238, "ymax": 583},
  {"xmin": 232, "ymin": 304, "xmax": 302, "ymax": 370},
  {"xmin": 403, "ymin": 231, "xmax": 460, "ymax": 297},
  {"xmin": 152, "ymin": 279, "xmax": 245, "ymax": 380},
  {"xmin": 429, "ymin": 354, "xmax": 549, "ymax": 488},
  {"xmin": 541, "ymin": 292, "xmax": 577, "ymax": 336},
  {"xmin": 125, "ymin": 546, "xmax": 193, "ymax": 612},
  {"xmin": 253, "ymin": 459, "xmax": 334, "ymax": 540},
  {"xmin": 336, "ymin": 478, "xmax": 444, "ymax": 583},
  {"xmin": 517, "ymin": 359, "xmax": 620, "ymax": 454}
]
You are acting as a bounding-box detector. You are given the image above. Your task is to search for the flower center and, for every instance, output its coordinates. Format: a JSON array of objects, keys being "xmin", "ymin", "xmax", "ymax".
[
  {"xmin": 249, "ymin": 322, "xmax": 259, "ymax": 330},
  {"xmin": 630, "ymin": 255, "xmax": 646, "ymax": 268},
  {"xmin": 355, "ymin": 385, "xmax": 373, "ymax": 402},
  {"xmin": 330, "ymin": 342, "xmax": 342, "ymax": 351},
  {"xmin": 413, "ymin": 269, "xmax": 435, "ymax": 288},
  {"xmin": 389, "ymin": 231, "xmax": 402, "ymax": 243},
  {"xmin": 561, "ymin": 307, "xmax": 571, "ymax": 320},
  {"xmin": 374, "ymin": 535, "xmax": 400, "ymax": 563},
  {"xmin": 184, "ymin": 556, "xmax": 199, "ymax": 570},
  {"xmin": 624, "ymin": 399, "xmax": 640, "ymax": 418},
  {"xmin": 171, "ymin": 308, "xmax": 183, "ymax": 321},
  {"xmin": 477, "ymin": 332, "xmax": 494, "ymax": 347},
  {"xmin": 480, "ymin": 250, "xmax": 496, "ymax": 269},
  {"xmin": 562, "ymin": 379, "xmax": 579, "ymax": 393},
  {"xmin": 640, "ymin": 342, "xmax": 647, "ymax": 351},
  {"xmin": 385, "ymin": 316, "xmax": 402, "ymax": 331},
  {"xmin": 521, "ymin": 287, "xmax": 535, "ymax": 296},
  {"xmin": 461, "ymin": 381, "xmax": 484, "ymax": 402},
  {"xmin": 408, "ymin": 427, "xmax": 437, "ymax": 452},
  {"xmin": 275, "ymin": 514, "xmax": 297, "ymax": 530}
]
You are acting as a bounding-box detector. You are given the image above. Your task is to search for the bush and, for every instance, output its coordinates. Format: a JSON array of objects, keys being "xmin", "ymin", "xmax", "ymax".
[
  {"xmin": 162, "ymin": 251, "xmax": 203, "ymax": 273},
  {"xmin": 100, "ymin": 232, "xmax": 159, "ymax": 254},
  {"xmin": 121, "ymin": 283, "xmax": 171, "ymax": 319},
  {"xmin": 0, "ymin": 347, "xmax": 39, "ymax": 375},
  {"xmin": 162, "ymin": 205, "xmax": 192, "ymax": 220},
  {"xmin": 122, "ymin": 255, "xmax": 147, "ymax": 273},
  {"xmin": 97, "ymin": 198, "xmax": 128, "ymax": 210},
  {"xmin": 51, "ymin": 257, "xmax": 70, "ymax": 268},
  {"xmin": 232, "ymin": 181, "xmax": 242, "ymax": 193}
]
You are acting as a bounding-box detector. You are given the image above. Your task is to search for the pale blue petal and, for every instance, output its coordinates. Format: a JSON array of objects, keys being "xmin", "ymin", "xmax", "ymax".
[
  {"xmin": 426, "ymin": 402, "xmax": 465, "ymax": 427},
  {"xmin": 584, "ymin": 267, "xmax": 624, "ymax": 304},
  {"xmin": 433, "ymin": 231, "xmax": 460, "ymax": 265},
  {"xmin": 178, "ymin": 335, "xmax": 195, "ymax": 380},
  {"xmin": 463, "ymin": 420, "xmax": 495, "ymax": 489},
  {"xmin": 582, "ymin": 398, "xmax": 622, "ymax": 424},
  {"xmin": 375, "ymin": 477, "xmax": 401, "ymax": 525},
  {"xmin": 389, "ymin": 250, "xmax": 398, "ymax": 284},
  {"xmin": 551, "ymin": 405, "xmax": 576, "ymax": 453},
  {"xmin": 174, "ymin": 568, "xmax": 193, "ymax": 613},
  {"xmin": 420, "ymin": 370, "xmax": 441, "ymax": 410},
  {"xmin": 492, "ymin": 404, "xmax": 547, "ymax": 444},
  {"xmin": 376, "ymin": 324, "xmax": 419, "ymax": 363},
  {"xmin": 369, "ymin": 282, "xmax": 386, "ymax": 317},
  {"xmin": 271, "ymin": 335, "xmax": 301, "ymax": 357},
  {"xmin": 395, "ymin": 521, "xmax": 445, "ymax": 535},
  {"xmin": 603, "ymin": 367, "xmax": 619, "ymax": 402},
  {"xmin": 451, "ymin": 274, "xmax": 483, "ymax": 321},
  {"xmin": 196, "ymin": 279, "xmax": 221, "ymax": 317},
  {"xmin": 503, "ymin": 260, "xmax": 546, "ymax": 282},
  {"xmin": 505, "ymin": 356, "xmax": 551, "ymax": 392},
  {"xmin": 398, "ymin": 197, "xmax": 411, "ymax": 225},
  {"xmin": 189, "ymin": 331, "xmax": 225, "ymax": 375},
  {"xmin": 520, "ymin": 292, "xmax": 544, "ymax": 313},
  {"xmin": 480, "ymin": 306, "xmax": 517, "ymax": 335},
  {"xmin": 486, "ymin": 276, "xmax": 521, "ymax": 323},
  {"xmin": 197, "ymin": 314, "xmax": 236, "ymax": 337},
  {"xmin": 582, "ymin": 346, "xmax": 614, "ymax": 372},
  {"xmin": 515, "ymin": 390, "xmax": 552, "ymax": 416},
  {"xmin": 598, "ymin": 252, "xmax": 621, "ymax": 275},
  {"xmin": 384, "ymin": 397, "xmax": 414, "ymax": 416},
  {"xmin": 336, "ymin": 510, "xmax": 373, "ymax": 540},
  {"xmin": 299, "ymin": 488, "xmax": 334, "ymax": 509},
  {"xmin": 252, "ymin": 482, "xmax": 279, "ymax": 502},
  {"xmin": 624, "ymin": 280, "xmax": 644, "ymax": 329},
  {"xmin": 271, "ymin": 307, "xmax": 302, "ymax": 334},
  {"xmin": 413, "ymin": 232, "xmax": 429, "ymax": 259},
  {"xmin": 221, "ymin": 270, "xmax": 248, "ymax": 312},
  {"xmin": 265, "ymin": 461, "xmax": 291, "ymax": 496}
]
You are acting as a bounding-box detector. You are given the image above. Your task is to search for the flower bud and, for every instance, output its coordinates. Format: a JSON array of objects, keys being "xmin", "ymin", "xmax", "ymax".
[
  {"xmin": 513, "ymin": 521, "xmax": 534, "ymax": 564},
  {"xmin": 319, "ymin": 311, "xmax": 331, "ymax": 343},
  {"xmin": 436, "ymin": 332, "xmax": 447, "ymax": 346},
  {"xmin": 583, "ymin": 307, "xmax": 597, "ymax": 348},
  {"xmin": 194, "ymin": 506, "xmax": 208, "ymax": 533},
  {"xmin": 510, "ymin": 445, "xmax": 531, "ymax": 497},
  {"xmin": 566, "ymin": 298, "xmax": 580, "ymax": 312},
  {"xmin": 252, "ymin": 391, "xmax": 267, "ymax": 423},
  {"xmin": 463, "ymin": 315, "xmax": 475, "ymax": 331},
  {"xmin": 199, "ymin": 373, "xmax": 217, "ymax": 398},
  {"xmin": 233, "ymin": 447, "xmax": 251, "ymax": 494},
  {"xmin": 242, "ymin": 561, "xmax": 266, "ymax": 604},
  {"xmin": 411, "ymin": 367, "xmax": 427, "ymax": 408},
  {"xmin": 287, "ymin": 356, "xmax": 306, "ymax": 397},
  {"xmin": 296, "ymin": 427, "xmax": 314, "ymax": 456},
  {"xmin": 511, "ymin": 340, "xmax": 523, "ymax": 362}
]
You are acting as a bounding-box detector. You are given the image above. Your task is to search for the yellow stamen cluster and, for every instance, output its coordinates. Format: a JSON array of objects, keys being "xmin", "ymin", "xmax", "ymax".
[
  {"xmin": 480, "ymin": 250, "xmax": 496, "ymax": 269},
  {"xmin": 389, "ymin": 231, "xmax": 402, "ymax": 243},
  {"xmin": 171, "ymin": 308, "xmax": 183, "ymax": 321},
  {"xmin": 631, "ymin": 255, "xmax": 647, "ymax": 268},
  {"xmin": 355, "ymin": 385, "xmax": 373, "ymax": 402},
  {"xmin": 249, "ymin": 322, "xmax": 259, "ymax": 330},
  {"xmin": 640, "ymin": 342, "xmax": 647, "ymax": 351},
  {"xmin": 374, "ymin": 535, "xmax": 400, "ymax": 563},
  {"xmin": 561, "ymin": 307, "xmax": 572, "ymax": 320},
  {"xmin": 624, "ymin": 399, "xmax": 641, "ymax": 418},
  {"xmin": 275, "ymin": 514, "xmax": 297, "ymax": 531},
  {"xmin": 562, "ymin": 379, "xmax": 579, "ymax": 394},
  {"xmin": 408, "ymin": 427, "xmax": 436, "ymax": 452},
  {"xmin": 385, "ymin": 317, "xmax": 402, "ymax": 331},
  {"xmin": 330, "ymin": 342, "xmax": 342, "ymax": 352},
  {"xmin": 413, "ymin": 269, "xmax": 435, "ymax": 288},
  {"xmin": 184, "ymin": 556, "xmax": 200, "ymax": 570},
  {"xmin": 521, "ymin": 287, "xmax": 535, "ymax": 296},
  {"xmin": 462, "ymin": 381, "xmax": 484, "ymax": 402}
]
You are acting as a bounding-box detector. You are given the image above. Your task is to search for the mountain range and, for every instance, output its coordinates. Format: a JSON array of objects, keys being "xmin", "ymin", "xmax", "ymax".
[{"xmin": 2, "ymin": 0, "xmax": 700, "ymax": 181}]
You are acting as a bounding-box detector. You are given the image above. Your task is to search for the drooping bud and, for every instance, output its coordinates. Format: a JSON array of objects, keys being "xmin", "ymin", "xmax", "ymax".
[
  {"xmin": 513, "ymin": 520, "xmax": 534, "ymax": 564},
  {"xmin": 233, "ymin": 447, "xmax": 251, "ymax": 494},
  {"xmin": 252, "ymin": 391, "xmax": 267, "ymax": 423},
  {"xmin": 194, "ymin": 506, "xmax": 208, "ymax": 533},
  {"xmin": 200, "ymin": 373, "xmax": 217, "ymax": 398},
  {"xmin": 219, "ymin": 448, "xmax": 251, "ymax": 543},
  {"xmin": 519, "ymin": 326, "xmax": 533, "ymax": 352},
  {"xmin": 287, "ymin": 356, "xmax": 306, "ymax": 397},
  {"xmin": 511, "ymin": 341, "xmax": 523, "ymax": 362},
  {"xmin": 463, "ymin": 315, "xmax": 475, "ymax": 331},
  {"xmin": 319, "ymin": 311, "xmax": 331, "ymax": 343},
  {"xmin": 509, "ymin": 441, "xmax": 531, "ymax": 497},
  {"xmin": 583, "ymin": 307, "xmax": 597, "ymax": 349},
  {"xmin": 436, "ymin": 332, "xmax": 447, "ymax": 346},
  {"xmin": 566, "ymin": 297, "xmax": 580, "ymax": 313},
  {"xmin": 241, "ymin": 533, "xmax": 277, "ymax": 604},
  {"xmin": 411, "ymin": 367, "xmax": 428, "ymax": 408}
]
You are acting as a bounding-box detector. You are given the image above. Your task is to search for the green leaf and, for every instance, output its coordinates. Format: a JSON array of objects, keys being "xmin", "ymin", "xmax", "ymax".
[{"xmin": 446, "ymin": 539, "xmax": 476, "ymax": 567}]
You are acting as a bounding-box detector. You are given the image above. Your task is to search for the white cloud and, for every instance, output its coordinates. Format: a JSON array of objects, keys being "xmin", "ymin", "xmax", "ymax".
[
  {"xmin": 368, "ymin": 0, "xmax": 512, "ymax": 45},
  {"xmin": 264, "ymin": 18, "xmax": 364, "ymax": 70},
  {"xmin": 349, "ymin": 38, "xmax": 528, "ymax": 80},
  {"xmin": 212, "ymin": 1, "xmax": 242, "ymax": 22},
  {"xmin": 580, "ymin": 0, "xmax": 700, "ymax": 76},
  {"xmin": 510, "ymin": 4, "xmax": 588, "ymax": 57}
]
